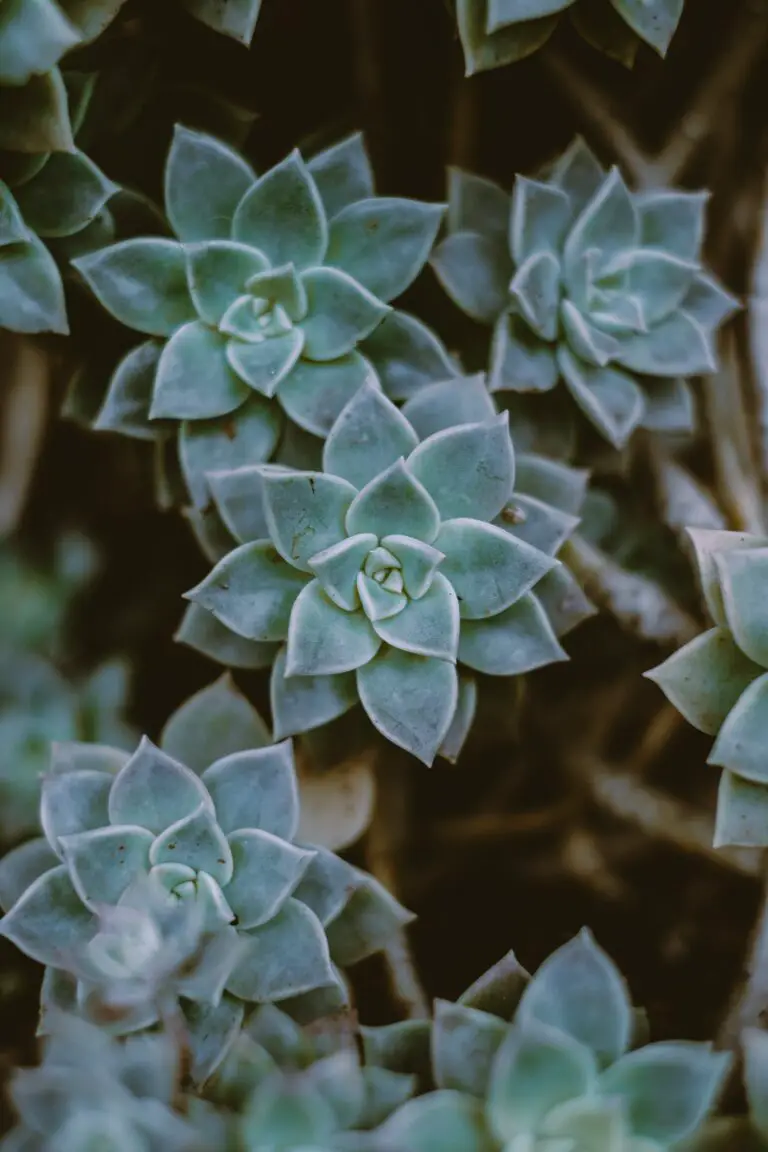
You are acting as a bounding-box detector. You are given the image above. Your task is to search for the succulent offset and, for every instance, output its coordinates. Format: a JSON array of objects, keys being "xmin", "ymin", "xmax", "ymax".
[
  {"xmin": 374, "ymin": 929, "xmax": 729, "ymax": 1152},
  {"xmin": 647, "ymin": 528, "xmax": 768, "ymax": 848},
  {"xmin": 456, "ymin": 0, "xmax": 686, "ymax": 75},
  {"xmin": 184, "ymin": 381, "xmax": 580, "ymax": 765},
  {"xmin": 431, "ymin": 138, "xmax": 738, "ymax": 450},
  {"xmin": 76, "ymin": 127, "xmax": 445, "ymax": 505}
]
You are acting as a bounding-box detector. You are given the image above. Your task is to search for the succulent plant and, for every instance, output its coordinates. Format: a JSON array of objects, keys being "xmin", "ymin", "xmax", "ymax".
[
  {"xmin": 183, "ymin": 380, "xmax": 578, "ymax": 765},
  {"xmin": 178, "ymin": 0, "xmax": 263, "ymax": 43},
  {"xmin": 456, "ymin": 0, "xmax": 686, "ymax": 75},
  {"xmin": 431, "ymin": 138, "xmax": 738, "ymax": 450},
  {"xmin": 375, "ymin": 929, "xmax": 729, "ymax": 1152},
  {"xmin": 76, "ymin": 127, "xmax": 445, "ymax": 506},
  {"xmin": 0, "ymin": 697, "xmax": 412, "ymax": 1077},
  {"xmin": 646, "ymin": 528, "xmax": 768, "ymax": 848},
  {"xmin": 1, "ymin": 1012, "xmax": 218, "ymax": 1152}
]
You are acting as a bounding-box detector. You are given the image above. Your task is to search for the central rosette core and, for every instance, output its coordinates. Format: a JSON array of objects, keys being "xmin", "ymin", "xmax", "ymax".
[{"xmin": 216, "ymin": 264, "xmax": 308, "ymax": 346}]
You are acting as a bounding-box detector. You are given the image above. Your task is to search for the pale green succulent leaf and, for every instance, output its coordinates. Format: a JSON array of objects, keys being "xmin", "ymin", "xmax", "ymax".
[
  {"xmin": 227, "ymin": 898, "xmax": 335, "ymax": 1001},
  {"xmin": 261, "ymin": 469, "xmax": 357, "ymax": 572},
  {"xmin": 178, "ymin": 0, "xmax": 262, "ymax": 43},
  {"xmin": 286, "ymin": 581, "xmax": 381, "ymax": 675},
  {"xmin": 432, "ymin": 999, "xmax": 507, "ymax": 1096},
  {"xmin": 436, "ymin": 518, "xmax": 556, "ymax": 620},
  {"xmin": 207, "ymin": 466, "xmax": 271, "ymax": 544},
  {"xmin": 357, "ymin": 648, "xmax": 457, "ymax": 765},
  {"xmin": 108, "ymin": 737, "xmax": 212, "ymax": 834},
  {"xmin": 58, "ymin": 825, "xmax": 152, "ymax": 909},
  {"xmin": 185, "ymin": 240, "xmax": 269, "ymax": 326},
  {"xmin": 714, "ymin": 546, "xmax": 768, "ymax": 668},
  {"xmin": 160, "ymin": 674, "xmax": 271, "ymax": 774},
  {"xmin": 179, "ymin": 394, "xmax": 283, "ymax": 508},
  {"xmin": 232, "ymin": 150, "xmax": 327, "ymax": 272},
  {"xmin": 308, "ymin": 534, "xmax": 375, "ymax": 610},
  {"xmin": 276, "ymin": 350, "xmax": 376, "ymax": 438},
  {"xmin": 344, "ymin": 459, "xmax": 438, "ymax": 543},
  {"xmin": 459, "ymin": 592, "xmax": 567, "ymax": 675},
  {"xmin": 565, "ymin": 168, "xmax": 638, "ymax": 281},
  {"xmin": 569, "ymin": 0, "xmax": 640, "ymax": 66},
  {"xmin": 151, "ymin": 322, "xmax": 250, "ymax": 419},
  {"xmin": 375, "ymin": 1089, "xmax": 495, "ymax": 1152},
  {"xmin": 408, "ymin": 415, "xmax": 515, "ymax": 524},
  {"xmin": 636, "ymin": 189, "xmax": 707, "ymax": 261},
  {"xmin": 201, "ymin": 741, "xmax": 299, "ymax": 840},
  {"xmin": 185, "ymin": 540, "xmax": 308, "ymax": 641},
  {"xmin": 165, "ymin": 125, "xmax": 255, "ymax": 242},
  {"xmin": 640, "ymin": 376, "xmax": 695, "ymax": 432},
  {"xmin": 361, "ymin": 310, "xmax": 458, "ymax": 402},
  {"xmin": 515, "ymin": 454, "xmax": 588, "ymax": 516},
  {"xmin": 0, "ymin": 70, "xmax": 73, "ymax": 153},
  {"xmin": 608, "ymin": 0, "xmax": 683, "ymax": 54},
  {"xmin": 94, "ymin": 340, "xmax": 160, "ymax": 441},
  {"xmin": 358, "ymin": 571, "xmax": 408, "ymax": 622},
  {"xmin": 246, "ymin": 263, "xmax": 308, "ymax": 321},
  {"xmin": 73, "ymin": 238, "xmax": 196, "ymax": 337},
  {"xmin": 540, "ymin": 1096, "xmax": 628, "ymax": 1147},
  {"xmin": 0, "ymin": 865, "xmax": 95, "ymax": 972},
  {"xmin": 448, "ymin": 168, "xmax": 510, "ymax": 240},
  {"xmin": 323, "ymin": 381, "xmax": 418, "ymax": 490},
  {"xmin": 510, "ymin": 250, "xmax": 561, "ymax": 340},
  {"xmin": 615, "ymin": 310, "xmax": 717, "ymax": 376},
  {"xmin": 709, "ymin": 673, "xmax": 768, "ymax": 782},
  {"xmin": 0, "ymin": 181, "xmax": 30, "ymax": 244},
  {"xmin": 561, "ymin": 300, "xmax": 621, "ymax": 367},
  {"xmin": 0, "ymin": 0, "xmax": 80, "ymax": 86},
  {"xmin": 550, "ymin": 138, "xmax": 605, "ymax": 216},
  {"xmin": 645, "ymin": 627, "xmax": 762, "ymax": 737},
  {"xmin": 489, "ymin": 313, "xmax": 559, "ymax": 393},
  {"xmin": 496, "ymin": 494, "xmax": 579, "ymax": 556},
  {"xmin": 714, "ymin": 769, "xmax": 768, "ymax": 848},
  {"xmin": 686, "ymin": 529, "xmax": 768, "ymax": 628},
  {"xmin": 743, "ymin": 1029, "xmax": 768, "ymax": 1138},
  {"xmin": 226, "ymin": 328, "xmax": 304, "ymax": 398},
  {"xmin": 40, "ymin": 768, "xmax": 113, "ymax": 855},
  {"xmin": 599, "ymin": 1041, "xmax": 730, "ymax": 1143},
  {"xmin": 402, "ymin": 374, "xmax": 496, "ymax": 440},
  {"xmin": 439, "ymin": 673, "xmax": 478, "ymax": 763},
  {"xmin": 516, "ymin": 928, "xmax": 632, "ymax": 1069},
  {"xmin": 184, "ymin": 994, "xmax": 244, "ymax": 1086},
  {"xmin": 610, "ymin": 248, "xmax": 698, "ymax": 325},
  {"xmin": 270, "ymin": 646, "xmax": 358, "ymax": 740},
  {"xmin": 558, "ymin": 345, "xmax": 645, "ymax": 448},
  {"xmin": 149, "ymin": 804, "xmax": 234, "ymax": 885},
  {"xmin": 487, "ymin": 0, "xmax": 577, "ymax": 29},
  {"xmin": 326, "ymin": 197, "xmax": 444, "ymax": 304},
  {"xmin": 307, "ymin": 133, "xmax": 374, "ymax": 220},
  {"xmin": 299, "ymin": 266, "xmax": 389, "ymax": 361},
  {"xmin": 14, "ymin": 148, "xmax": 117, "ymax": 238},
  {"xmin": 0, "ymin": 838, "xmax": 60, "ymax": 914},
  {"xmin": 430, "ymin": 231, "xmax": 511, "ymax": 324},
  {"xmin": 0, "ymin": 234, "xmax": 68, "ymax": 334},
  {"xmin": 372, "ymin": 572, "xmax": 459, "ymax": 661},
  {"xmin": 456, "ymin": 0, "xmax": 559, "ymax": 76},
  {"xmin": 510, "ymin": 175, "xmax": 572, "ymax": 265},
  {"xmin": 325, "ymin": 869, "xmax": 414, "ymax": 966},
  {"xmin": 682, "ymin": 272, "xmax": 740, "ymax": 331},
  {"xmin": 382, "ymin": 534, "xmax": 444, "ymax": 600},
  {"xmin": 293, "ymin": 844, "xmax": 363, "ymax": 927},
  {"xmin": 175, "ymin": 602, "xmax": 279, "ymax": 670},
  {"xmin": 225, "ymin": 830, "xmax": 314, "ymax": 930}
]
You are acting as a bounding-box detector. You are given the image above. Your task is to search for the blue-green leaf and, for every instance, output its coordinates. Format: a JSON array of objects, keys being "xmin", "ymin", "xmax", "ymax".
[
  {"xmin": 164, "ymin": 124, "xmax": 255, "ymax": 242},
  {"xmin": 448, "ymin": 168, "xmax": 510, "ymax": 240},
  {"xmin": 226, "ymin": 329, "xmax": 304, "ymax": 397},
  {"xmin": 150, "ymin": 804, "xmax": 234, "ymax": 885},
  {"xmin": 362, "ymin": 310, "xmax": 458, "ymax": 402},
  {"xmin": 323, "ymin": 381, "xmax": 418, "ymax": 489},
  {"xmin": 715, "ymin": 770, "xmax": 768, "ymax": 848},
  {"xmin": 0, "ymin": 866, "xmax": 95, "ymax": 972},
  {"xmin": 382, "ymin": 534, "xmax": 444, "ymax": 600},
  {"xmin": 94, "ymin": 340, "xmax": 160, "ymax": 440},
  {"xmin": 226, "ymin": 830, "xmax": 314, "ymax": 930},
  {"xmin": 708, "ymin": 673, "xmax": 768, "ymax": 783},
  {"xmin": 0, "ymin": 838, "xmax": 60, "ymax": 914},
  {"xmin": 73, "ymin": 239, "xmax": 195, "ymax": 337},
  {"xmin": 432, "ymin": 1000, "xmax": 507, "ymax": 1096},
  {"xmin": 227, "ymin": 899, "xmax": 335, "ymax": 1001},
  {"xmin": 40, "ymin": 767, "xmax": 113, "ymax": 854},
  {"xmin": 510, "ymin": 176, "xmax": 572, "ymax": 265},
  {"xmin": 713, "ymin": 546, "xmax": 768, "ymax": 667},
  {"xmin": 375, "ymin": 1090, "xmax": 494, "ymax": 1152},
  {"xmin": 202, "ymin": 741, "xmax": 299, "ymax": 840},
  {"xmin": 299, "ymin": 267, "xmax": 389, "ymax": 361},
  {"xmin": 637, "ymin": 189, "xmax": 707, "ymax": 261},
  {"xmin": 564, "ymin": 168, "xmax": 638, "ymax": 277},
  {"xmin": 308, "ymin": 533, "xmax": 376, "ymax": 611},
  {"xmin": 185, "ymin": 240, "xmax": 269, "ymax": 326},
  {"xmin": 357, "ymin": 648, "xmax": 458, "ymax": 765},
  {"xmin": 151, "ymin": 322, "xmax": 249, "ymax": 419},
  {"xmin": 456, "ymin": 0, "xmax": 558, "ymax": 76},
  {"xmin": 307, "ymin": 133, "xmax": 374, "ymax": 220},
  {"xmin": 0, "ymin": 236, "xmax": 68, "ymax": 334},
  {"xmin": 270, "ymin": 646, "xmax": 358, "ymax": 740},
  {"xmin": 276, "ymin": 351, "xmax": 377, "ymax": 438},
  {"xmin": 609, "ymin": 0, "xmax": 683, "ymax": 54},
  {"xmin": 179, "ymin": 0, "xmax": 263, "ymax": 43},
  {"xmin": 459, "ymin": 593, "xmax": 567, "ymax": 675},
  {"xmin": 108, "ymin": 737, "xmax": 212, "ymax": 833},
  {"xmin": 14, "ymin": 149, "xmax": 117, "ymax": 238},
  {"xmin": 615, "ymin": 311, "xmax": 717, "ymax": 376},
  {"xmin": 438, "ymin": 674, "xmax": 478, "ymax": 763},
  {"xmin": 179, "ymin": 394, "xmax": 283, "ymax": 508},
  {"xmin": 175, "ymin": 602, "xmax": 278, "ymax": 670},
  {"xmin": 346, "ymin": 459, "xmax": 441, "ymax": 543},
  {"xmin": 261, "ymin": 469, "xmax": 357, "ymax": 572},
  {"xmin": 558, "ymin": 345, "xmax": 645, "ymax": 448},
  {"xmin": 489, "ymin": 313, "xmax": 559, "ymax": 393},
  {"xmin": 402, "ymin": 375, "xmax": 496, "ymax": 440},
  {"xmin": 58, "ymin": 825, "xmax": 152, "ymax": 909},
  {"xmin": 232, "ymin": 151, "xmax": 327, "ymax": 272},
  {"xmin": 408, "ymin": 415, "xmax": 514, "ymax": 523},
  {"xmin": 286, "ymin": 581, "xmax": 380, "ymax": 675},
  {"xmin": 509, "ymin": 251, "xmax": 561, "ymax": 340},
  {"xmin": 207, "ymin": 466, "xmax": 271, "ymax": 544},
  {"xmin": 431, "ymin": 231, "xmax": 511, "ymax": 324},
  {"xmin": 246, "ymin": 264, "xmax": 308, "ymax": 321},
  {"xmin": 160, "ymin": 673, "xmax": 271, "ymax": 773},
  {"xmin": 0, "ymin": 0, "xmax": 80, "ymax": 86},
  {"xmin": 372, "ymin": 572, "xmax": 459, "ymax": 661}
]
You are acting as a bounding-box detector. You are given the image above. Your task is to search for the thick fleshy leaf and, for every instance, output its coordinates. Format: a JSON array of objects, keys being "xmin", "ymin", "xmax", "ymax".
[
  {"xmin": 346, "ymin": 459, "xmax": 441, "ymax": 543},
  {"xmin": 640, "ymin": 376, "xmax": 695, "ymax": 432},
  {"xmin": 165, "ymin": 125, "xmax": 255, "ymax": 242},
  {"xmin": 408, "ymin": 415, "xmax": 514, "ymax": 523},
  {"xmin": 186, "ymin": 540, "xmax": 308, "ymax": 641},
  {"xmin": 489, "ymin": 312, "xmax": 559, "ymax": 393},
  {"xmin": 361, "ymin": 310, "xmax": 458, "ymax": 402},
  {"xmin": 616, "ymin": 311, "xmax": 716, "ymax": 376},
  {"xmin": 73, "ymin": 239, "xmax": 196, "ymax": 337},
  {"xmin": 108, "ymin": 737, "xmax": 212, "ymax": 833},
  {"xmin": 448, "ymin": 168, "xmax": 510, "ymax": 239},
  {"xmin": 227, "ymin": 898, "xmax": 335, "ymax": 1001},
  {"xmin": 436, "ymin": 518, "xmax": 556, "ymax": 620},
  {"xmin": 151, "ymin": 322, "xmax": 249, "ymax": 419},
  {"xmin": 714, "ymin": 546, "xmax": 768, "ymax": 668},
  {"xmin": 307, "ymin": 133, "xmax": 374, "ymax": 220},
  {"xmin": 599, "ymin": 1041, "xmax": 729, "ymax": 1142},
  {"xmin": 0, "ymin": 235, "xmax": 68, "ymax": 334},
  {"xmin": 276, "ymin": 350, "xmax": 377, "ymax": 438},
  {"xmin": 286, "ymin": 581, "xmax": 381, "ymax": 675},
  {"xmin": 432, "ymin": 1000, "xmax": 507, "ymax": 1096},
  {"xmin": 185, "ymin": 240, "xmax": 269, "ymax": 326},
  {"xmin": 637, "ymin": 189, "xmax": 707, "ymax": 261},
  {"xmin": 184, "ymin": 994, "xmax": 244, "ymax": 1086},
  {"xmin": 509, "ymin": 251, "xmax": 561, "ymax": 340},
  {"xmin": 179, "ymin": 0, "xmax": 262, "ymax": 43},
  {"xmin": 299, "ymin": 267, "xmax": 389, "ymax": 361},
  {"xmin": 487, "ymin": 1017, "xmax": 597, "ymax": 1141},
  {"xmin": 0, "ymin": 838, "xmax": 60, "ymax": 914},
  {"xmin": 358, "ymin": 570, "xmax": 408, "ymax": 621},
  {"xmin": 327, "ymin": 197, "xmax": 444, "ymax": 303},
  {"xmin": 497, "ymin": 494, "xmax": 578, "ymax": 556},
  {"xmin": 439, "ymin": 674, "xmax": 478, "ymax": 763},
  {"xmin": 149, "ymin": 804, "xmax": 233, "ymax": 885},
  {"xmin": 357, "ymin": 648, "xmax": 458, "ymax": 765},
  {"xmin": 160, "ymin": 674, "xmax": 271, "ymax": 774},
  {"xmin": 551, "ymin": 143, "xmax": 605, "ymax": 210},
  {"xmin": 323, "ymin": 382, "xmax": 418, "ymax": 489},
  {"xmin": 486, "ymin": 0, "xmax": 577, "ymax": 29},
  {"xmin": 0, "ymin": 70, "xmax": 73, "ymax": 153},
  {"xmin": 225, "ymin": 830, "xmax": 313, "ymax": 929},
  {"xmin": 325, "ymin": 870, "xmax": 414, "ymax": 965},
  {"xmin": 179, "ymin": 394, "xmax": 283, "ymax": 508},
  {"xmin": 0, "ymin": 866, "xmax": 95, "ymax": 971},
  {"xmin": 174, "ymin": 603, "xmax": 278, "ymax": 670},
  {"xmin": 202, "ymin": 741, "xmax": 299, "ymax": 840},
  {"xmin": 609, "ymin": 0, "xmax": 683, "ymax": 54},
  {"xmin": 714, "ymin": 769, "xmax": 768, "ymax": 848},
  {"xmin": 515, "ymin": 453, "xmax": 588, "ymax": 515},
  {"xmin": 645, "ymin": 628, "xmax": 761, "ymax": 737},
  {"xmin": 709, "ymin": 673, "xmax": 768, "ymax": 782},
  {"xmin": 564, "ymin": 168, "xmax": 638, "ymax": 277},
  {"xmin": 270, "ymin": 647, "xmax": 358, "ymax": 740},
  {"xmin": 0, "ymin": 182, "xmax": 29, "ymax": 244},
  {"xmin": 510, "ymin": 176, "xmax": 572, "ymax": 267},
  {"xmin": 58, "ymin": 825, "xmax": 153, "ymax": 908},
  {"xmin": 683, "ymin": 272, "xmax": 739, "ymax": 330},
  {"xmin": 372, "ymin": 572, "xmax": 459, "ymax": 661},
  {"xmin": 686, "ymin": 529, "xmax": 768, "ymax": 628},
  {"xmin": 459, "ymin": 593, "xmax": 567, "ymax": 675},
  {"xmin": 430, "ymin": 231, "xmax": 511, "ymax": 324},
  {"xmin": 14, "ymin": 149, "xmax": 117, "ymax": 238},
  {"xmin": 261, "ymin": 469, "xmax": 356, "ymax": 572},
  {"xmin": 612, "ymin": 248, "xmax": 698, "ymax": 325},
  {"xmin": 94, "ymin": 340, "xmax": 160, "ymax": 440},
  {"xmin": 526, "ymin": 561, "xmax": 596, "ymax": 640},
  {"xmin": 382, "ymin": 534, "xmax": 444, "ymax": 600},
  {"xmin": 456, "ymin": 0, "xmax": 558, "ymax": 75},
  {"xmin": 376, "ymin": 1090, "xmax": 494, "ymax": 1152},
  {"xmin": 0, "ymin": 0, "xmax": 80, "ymax": 86},
  {"xmin": 559, "ymin": 345, "xmax": 645, "ymax": 448},
  {"xmin": 517, "ymin": 929, "xmax": 631, "ymax": 1068},
  {"xmin": 232, "ymin": 151, "xmax": 327, "ymax": 272},
  {"xmin": 561, "ymin": 300, "xmax": 620, "ymax": 367},
  {"xmin": 226, "ymin": 329, "xmax": 304, "ymax": 397},
  {"xmin": 540, "ymin": 1096, "xmax": 627, "ymax": 1147},
  {"xmin": 402, "ymin": 374, "xmax": 496, "ymax": 439},
  {"xmin": 40, "ymin": 768, "xmax": 113, "ymax": 855},
  {"xmin": 246, "ymin": 264, "xmax": 308, "ymax": 321},
  {"xmin": 207, "ymin": 466, "xmax": 270, "ymax": 545},
  {"xmin": 293, "ymin": 845, "xmax": 362, "ymax": 928},
  {"xmin": 308, "ymin": 534, "xmax": 376, "ymax": 611}
]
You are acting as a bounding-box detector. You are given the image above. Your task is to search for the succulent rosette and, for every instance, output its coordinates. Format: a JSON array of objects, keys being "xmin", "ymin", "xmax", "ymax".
[
  {"xmin": 431, "ymin": 139, "xmax": 739, "ymax": 451},
  {"xmin": 184, "ymin": 381, "xmax": 578, "ymax": 766},
  {"xmin": 0, "ymin": 723, "xmax": 411, "ymax": 1077},
  {"xmin": 374, "ymin": 930, "xmax": 729, "ymax": 1152},
  {"xmin": 75, "ymin": 127, "xmax": 445, "ymax": 505},
  {"xmin": 178, "ymin": 0, "xmax": 262, "ymax": 42},
  {"xmin": 456, "ymin": 0, "xmax": 686, "ymax": 75},
  {"xmin": 647, "ymin": 529, "xmax": 768, "ymax": 849}
]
